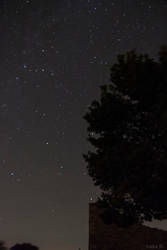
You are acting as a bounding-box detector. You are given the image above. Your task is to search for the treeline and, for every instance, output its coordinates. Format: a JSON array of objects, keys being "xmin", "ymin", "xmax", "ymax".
[{"xmin": 0, "ymin": 241, "xmax": 39, "ymax": 250}]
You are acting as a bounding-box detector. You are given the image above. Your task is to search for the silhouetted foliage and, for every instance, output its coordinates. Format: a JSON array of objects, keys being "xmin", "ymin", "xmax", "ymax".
[
  {"xmin": 84, "ymin": 46, "xmax": 167, "ymax": 226},
  {"xmin": 10, "ymin": 243, "xmax": 39, "ymax": 250},
  {"xmin": 0, "ymin": 241, "xmax": 8, "ymax": 250}
]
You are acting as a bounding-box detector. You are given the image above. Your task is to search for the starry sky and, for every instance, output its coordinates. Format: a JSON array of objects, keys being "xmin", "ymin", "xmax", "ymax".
[{"xmin": 0, "ymin": 0, "xmax": 167, "ymax": 250}]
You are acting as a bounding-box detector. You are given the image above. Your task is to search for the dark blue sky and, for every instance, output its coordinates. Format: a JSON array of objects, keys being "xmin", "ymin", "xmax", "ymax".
[{"xmin": 0, "ymin": 1, "xmax": 167, "ymax": 250}]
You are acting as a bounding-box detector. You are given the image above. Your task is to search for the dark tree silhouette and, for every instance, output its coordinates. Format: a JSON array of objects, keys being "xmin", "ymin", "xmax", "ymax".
[
  {"xmin": 84, "ymin": 46, "xmax": 167, "ymax": 226},
  {"xmin": 10, "ymin": 243, "xmax": 39, "ymax": 250},
  {"xmin": 0, "ymin": 241, "xmax": 8, "ymax": 250}
]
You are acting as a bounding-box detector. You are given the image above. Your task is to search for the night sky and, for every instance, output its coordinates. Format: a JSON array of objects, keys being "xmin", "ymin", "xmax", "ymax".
[{"xmin": 0, "ymin": 1, "xmax": 167, "ymax": 250}]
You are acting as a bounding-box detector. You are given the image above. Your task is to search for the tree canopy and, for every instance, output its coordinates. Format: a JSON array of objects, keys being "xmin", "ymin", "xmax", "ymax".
[
  {"xmin": 84, "ymin": 46, "xmax": 167, "ymax": 226},
  {"xmin": 10, "ymin": 243, "xmax": 39, "ymax": 250},
  {"xmin": 0, "ymin": 241, "xmax": 7, "ymax": 250}
]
